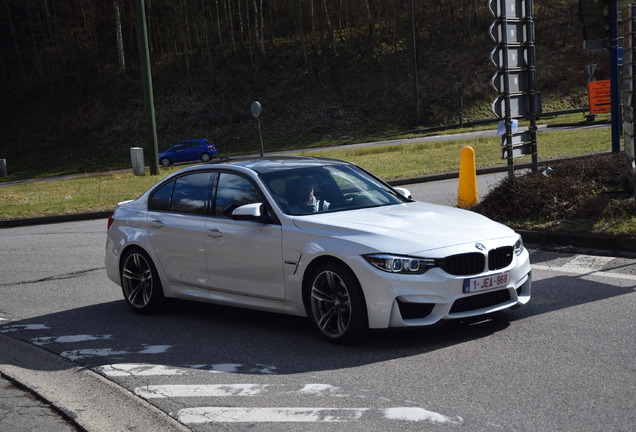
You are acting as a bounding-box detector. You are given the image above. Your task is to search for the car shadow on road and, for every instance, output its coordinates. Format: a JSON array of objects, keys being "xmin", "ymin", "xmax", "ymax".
[{"xmin": 1, "ymin": 269, "xmax": 633, "ymax": 377}]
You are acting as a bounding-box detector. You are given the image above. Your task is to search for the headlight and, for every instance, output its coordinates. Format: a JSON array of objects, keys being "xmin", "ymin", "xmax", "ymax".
[
  {"xmin": 363, "ymin": 254, "xmax": 436, "ymax": 274},
  {"xmin": 514, "ymin": 237, "xmax": 525, "ymax": 256}
]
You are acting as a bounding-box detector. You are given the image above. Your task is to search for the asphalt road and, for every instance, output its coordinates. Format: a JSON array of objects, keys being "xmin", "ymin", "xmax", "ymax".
[{"xmin": 1, "ymin": 177, "xmax": 635, "ymax": 432}]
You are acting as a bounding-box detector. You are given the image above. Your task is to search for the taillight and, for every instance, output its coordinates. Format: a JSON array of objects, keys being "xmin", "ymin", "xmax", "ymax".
[
  {"xmin": 208, "ymin": 144, "xmax": 215, "ymax": 149},
  {"xmin": 107, "ymin": 213, "xmax": 115, "ymax": 229}
]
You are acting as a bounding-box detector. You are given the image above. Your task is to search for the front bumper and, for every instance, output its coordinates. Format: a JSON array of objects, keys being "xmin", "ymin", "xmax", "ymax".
[
  {"xmin": 388, "ymin": 270, "xmax": 531, "ymax": 327},
  {"xmin": 351, "ymin": 248, "xmax": 532, "ymax": 329}
]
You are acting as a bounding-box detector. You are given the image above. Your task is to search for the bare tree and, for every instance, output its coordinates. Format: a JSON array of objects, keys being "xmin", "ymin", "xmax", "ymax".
[{"xmin": 113, "ymin": 0, "xmax": 125, "ymax": 71}]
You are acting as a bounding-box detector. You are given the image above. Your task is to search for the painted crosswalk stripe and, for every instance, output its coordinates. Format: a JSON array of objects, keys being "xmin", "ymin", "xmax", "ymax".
[
  {"xmin": 0, "ymin": 323, "xmax": 49, "ymax": 333},
  {"xmin": 61, "ymin": 345, "xmax": 171, "ymax": 360},
  {"xmin": 31, "ymin": 334, "xmax": 113, "ymax": 345},
  {"xmin": 100, "ymin": 364, "xmax": 189, "ymax": 377},
  {"xmin": 137, "ymin": 384, "xmax": 274, "ymax": 398},
  {"xmin": 177, "ymin": 407, "xmax": 462, "ymax": 424},
  {"xmin": 135, "ymin": 383, "xmax": 342, "ymax": 398},
  {"xmin": 532, "ymin": 264, "xmax": 636, "ymax": 282},
  {"xmin": 98, "ymin": 362, "xmax": 276, "ymax": 377},
  {"xmin": 179, "ymin": 407, "xmax": 367, "ymax": 423}
]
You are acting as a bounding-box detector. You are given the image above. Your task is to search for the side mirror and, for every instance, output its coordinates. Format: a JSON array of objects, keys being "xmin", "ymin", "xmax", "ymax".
[
  {"xmin": 394, "ymin": 187, "xmax": 412, "ymax": 200},
  {"xmin": 231, "ymin": 203, "xmax": 273, "ymax": 223}
]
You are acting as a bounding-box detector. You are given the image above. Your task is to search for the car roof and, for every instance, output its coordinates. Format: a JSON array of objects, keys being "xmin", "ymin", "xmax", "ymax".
[
  {"xmin": 175, "ymin": 156, "xmax": 351, "ymax": 175},
  {"xmin": 176, "ymin": 138, "xmax": 206, "ymax": 143}
]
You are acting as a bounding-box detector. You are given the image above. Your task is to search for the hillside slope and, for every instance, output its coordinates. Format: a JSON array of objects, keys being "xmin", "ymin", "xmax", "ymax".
[{"xmin": 0, "ymin": 2, "xmax": 606, "ymax": 179}]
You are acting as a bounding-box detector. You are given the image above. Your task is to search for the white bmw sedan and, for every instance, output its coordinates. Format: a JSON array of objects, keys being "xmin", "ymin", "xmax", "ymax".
[{"xmin": 105, "ymin": 156, "xmax": 531, "ymax": 343}]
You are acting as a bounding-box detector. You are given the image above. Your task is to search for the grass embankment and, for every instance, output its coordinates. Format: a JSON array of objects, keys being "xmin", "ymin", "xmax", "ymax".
[
  {"xmin": 0, "ymin": 121, "xmax": 615, "ymax": 223},
  {"xmin": 474, "ymin": 152, "xmax": 636, "ymax": 237}
]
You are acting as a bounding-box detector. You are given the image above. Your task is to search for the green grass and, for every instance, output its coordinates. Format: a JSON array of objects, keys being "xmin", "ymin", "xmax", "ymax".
[
  {"xmin": 0, "ymin": 170, "xmax": 175, "ymax": 220},
  {"xmin": 295, "ymin": 127, "xmax": 612, "ymax": 180},
  {"xmin": 0, "ymin": 125, "xmax": 613, "ymax": 221}
]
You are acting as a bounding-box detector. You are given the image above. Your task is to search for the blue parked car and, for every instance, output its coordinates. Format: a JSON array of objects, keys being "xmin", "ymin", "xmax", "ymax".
[{"xmin": 158, "ymin": 138, "xmax": 218, "ymax": 166}]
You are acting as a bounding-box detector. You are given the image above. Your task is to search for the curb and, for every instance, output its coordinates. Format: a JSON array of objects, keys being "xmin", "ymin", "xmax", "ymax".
[
  {"xmin": 0, "ymin": 211, "xmax": 112, "ymax": 229},
  {"xmin": 0, "ymin": 334, "xmax": 190, "ymax": 432},
  {"xmin": 518, "ymin": 230, "xmax": 636, "ymax": 256}
]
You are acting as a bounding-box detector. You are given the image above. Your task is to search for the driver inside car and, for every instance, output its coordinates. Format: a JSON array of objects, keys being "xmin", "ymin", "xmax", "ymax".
[{"xmin": 287, "ymin": 178, "xmax": 329, "ymax": 214}]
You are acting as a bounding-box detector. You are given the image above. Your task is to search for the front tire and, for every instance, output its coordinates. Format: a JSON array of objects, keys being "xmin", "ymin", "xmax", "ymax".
[
  {"xmin": 120, "ymin": 249, "xmax": 165, "ymax": 314},
  {"xmin": 305, "ymin": 262, "xmax": 368, "ymax": 344}
]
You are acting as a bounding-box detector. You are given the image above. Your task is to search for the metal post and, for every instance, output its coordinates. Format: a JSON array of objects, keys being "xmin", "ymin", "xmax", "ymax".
[
  {"xmin": 410, "ymin": 0, "xmax": 421, "ymax": 125},
  {"xmin": 457, "ymin": 80, "xmax": 464, "ymax": 127},
  {"xmin": 257, "ymin": 118, "xmax": 264, "ymax": 157},
  {"xmin": 609, "ymin": 0, "xmax": 621, "ymax": 153},
  {"xmin": 526, "ymin": 0, "xmax": 538, "ymax": 174},
  {"xmin": 499, "ymin": 11, "xmax": 515, "ymax": 181},
  {"xmin": 135, "ymin": 0, "xmax": 160, "ymax": 175}
]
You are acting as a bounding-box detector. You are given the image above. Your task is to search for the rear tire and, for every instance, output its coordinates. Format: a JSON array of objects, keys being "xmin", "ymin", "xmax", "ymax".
[
  {"xmin": 160, "ymin": 157, "xmax": 171, "ymax": 167},
  {"xmin": 200, "ymin": 153, "xmax": 211, "ymax": 162},
  {"xmin": 305, "ymin": 261, "xmax": 368, "ymax": 344},
  {"xmin": 120, "ymin": 248, "xmax": 165, "ymax": 314}
]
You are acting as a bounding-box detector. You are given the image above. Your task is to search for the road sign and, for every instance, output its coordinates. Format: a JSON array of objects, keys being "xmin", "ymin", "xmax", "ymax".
[
  {"xmin": 488, "ymin": 0, "xmax": 539, "ymax": 176},
  {"xmin": 491, "ymin": 93, "xmax": 542, "ymax": 118},
  {"xmin": 489, "ymin": 20, "xmax": 527, "ymax": 44},
  {"xmin": 251, "ymin": 101, "xmax": 262, "ymax": 118},
  {"xmin": 488, "ymin": 0, "xmax": 527, "ymax": 19},
  {"xmin": 501, "ymin": 143, "xmax": 533, "ymax": 159},
  {"xmin": 579, "ymin": 0, "xmax": 609, "ymax": 25},
  {"xmin": 500, "ymin": 129, "xmax": 533, "ymax": 159},
  {"xmin": 490, "ymin": 45, "xmax": 529, "ymax": 69},
  {"xmin": 580, "ymin": 0, "xmax": 610, "ymax": 51},
  {"xmin": 586, "ymin": 64, "xmax": 597, "ymax": 81},
  {"xmin": 501, "ymin": 130, "xmax": 533, "ymax": 146},
  {"xmin": 491, "ymin": 70, "xmax": 529, "ymax": 93},
  {"xmin": 588, "ymin": 79, "xmax": 611, "ymax": 114}
]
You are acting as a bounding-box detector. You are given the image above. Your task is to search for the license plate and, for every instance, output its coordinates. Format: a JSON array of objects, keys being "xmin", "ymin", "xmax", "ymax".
[{"xmin": 463, "ymin": 271, "xmax": 510, "ymax": 294}]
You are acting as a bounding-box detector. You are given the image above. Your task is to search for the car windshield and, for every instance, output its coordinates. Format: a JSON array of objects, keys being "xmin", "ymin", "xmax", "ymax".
[{"xmin": 259, "ymin": 164, "xmax": 408, "ymax": 215}]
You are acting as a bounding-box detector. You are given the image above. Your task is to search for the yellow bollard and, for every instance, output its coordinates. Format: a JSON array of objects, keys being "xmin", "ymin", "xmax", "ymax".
[{"xmin": 457, "ymin": 146, "xmax": 478, "ymax": 209}]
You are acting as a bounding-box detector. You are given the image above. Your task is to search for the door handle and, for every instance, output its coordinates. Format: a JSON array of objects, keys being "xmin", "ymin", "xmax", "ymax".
[
  {"xmin": 150, "ymin": 219, "xmax": 164, "ymax": 228},
  {"xmin": 207, "ymin": 228, "xmax": 223, "ymax": 238}
]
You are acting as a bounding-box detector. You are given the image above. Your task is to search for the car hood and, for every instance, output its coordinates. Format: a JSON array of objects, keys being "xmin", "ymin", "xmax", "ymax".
[{"xmin": 291, "ymin": 201, "xmax": 517, "ymax": 254}]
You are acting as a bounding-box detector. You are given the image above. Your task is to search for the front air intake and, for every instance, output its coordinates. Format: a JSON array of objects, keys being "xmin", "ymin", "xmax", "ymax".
[
  {"xmin": 397, "ymin": 300, "xmax": 435, "ymax": 320},
  {"xmin": 488, "ymin": 246, "xmax": 513, "ymax": 270},
  {"xmin": 438, "ymin": 252, "xmax": 485, "ymax": 276}
]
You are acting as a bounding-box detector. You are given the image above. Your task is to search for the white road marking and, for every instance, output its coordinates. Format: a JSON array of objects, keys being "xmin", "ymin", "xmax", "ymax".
[
  {"xmin": 139, "ymin": 345, "xmax": 171, "ymax": 354},
  {"xmin": 136, "ymin": 384, "xmax": 275, "ymax": 398},
  {"xmin": 532, "ymin": 263, "xmax": 636, "ymax": 282},
  {"xmin": 0, "ymin": 323, "xmax": 49, "ymax": 333},
  {"xmin": 99, "ymin": 364, "xmax": 189, "ymax": 377},
  {"xmin": 189, "ymin": 363, "xmax": 242, "ymax": 373},
  {"xmin": 61, "ymin": 345, "xmax": 171, "ymax": 360},
  {"xmin": 384, "ymin": 407, "xmax": 462, "ymax": 424},
  {"xmin": 31, "ymin": 334, "xmax": 113, "ymax": 345},
  {"xmin": 177, "ymin": 407, "xmax": 463, "ymax": 424},
  {"xmin": 135, "ymin": 383, "xmax": 344, "ymax": 399},
  {"xmin": 178, "ymin": 407, "xmax": 368, "ymax": 423},
  {"xmin": 297, "ymin": 383, "xmax": 342, "ymax": 395},
  {"xmin": 98, "ymin": 362, "xmax": 276, "ymax": 377},
  {"xmin": 189, "ymin": 363, "xmax": 277, "ymax": 374}
]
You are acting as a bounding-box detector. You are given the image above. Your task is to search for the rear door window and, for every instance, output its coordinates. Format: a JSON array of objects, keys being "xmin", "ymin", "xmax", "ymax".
[{"xmin": 150, "ymin": 172, "xmax": 213, "ymax": 215}]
